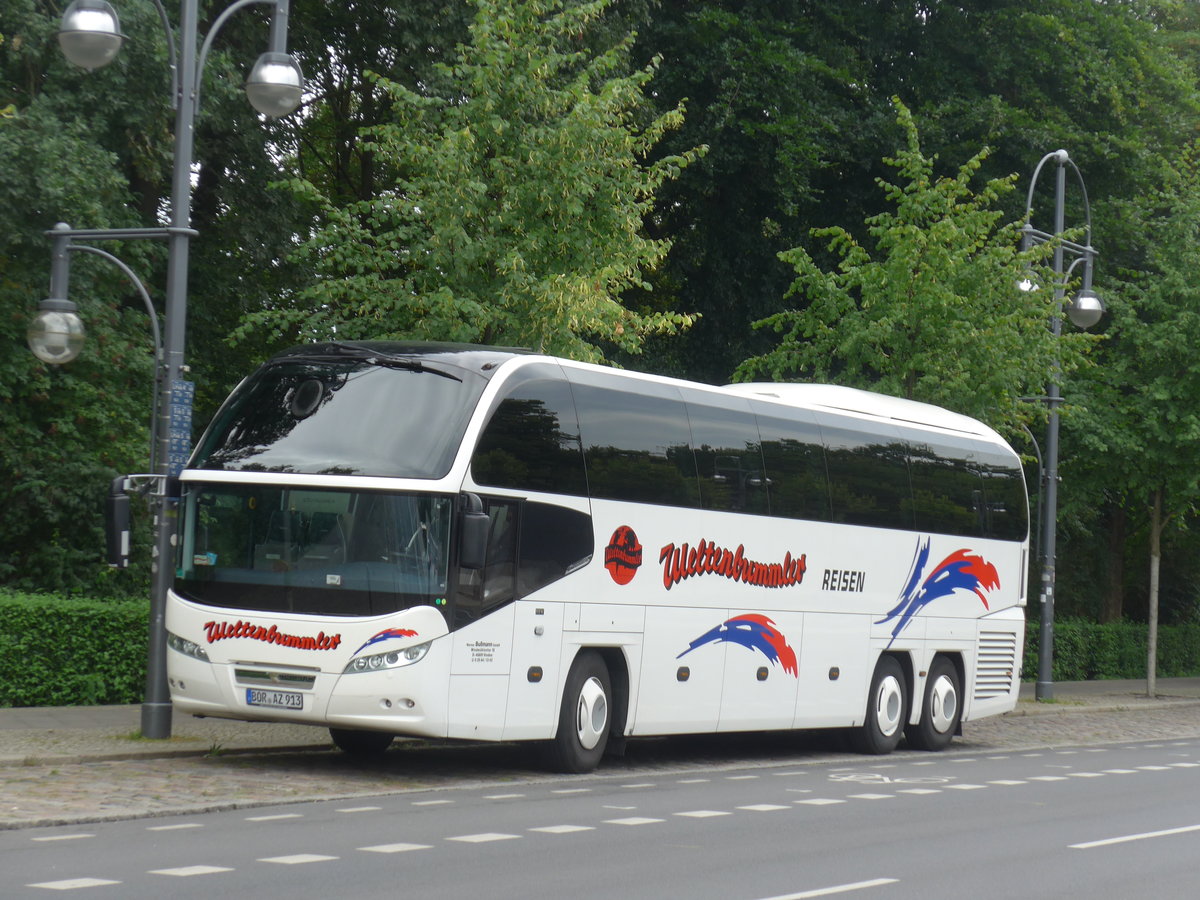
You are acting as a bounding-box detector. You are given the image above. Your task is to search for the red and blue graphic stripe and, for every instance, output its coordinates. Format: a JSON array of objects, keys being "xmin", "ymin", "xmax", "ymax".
[
  {"xmin": 678, "ymin": 614, "xmax": 798, "ymax": 677},
  {"xmin": 352, "ymin": 628, "xmax": 419, "ymax": 657},
  {"xmin": 877, "ymin": 538, "xmax": 1000, "ymax": 647}
]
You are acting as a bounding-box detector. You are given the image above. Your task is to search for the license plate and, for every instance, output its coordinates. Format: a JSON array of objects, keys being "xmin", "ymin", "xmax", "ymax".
[{"xmin": 245, "ymin": 688, "xmax": 303, "ymax": 710}]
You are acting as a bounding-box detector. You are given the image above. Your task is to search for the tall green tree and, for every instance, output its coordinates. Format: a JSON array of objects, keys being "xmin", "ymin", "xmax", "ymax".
[
  {"xmin": 1069, "ymin": 144, "xmax": 1200, "ymax": 690},
  {"xmin": 736, "ymin": 102, "xmax": 1095, "ymax": 437},
  {"xmin": 241, "ymin": 0, "xmax": 702, "ymax": 363}
]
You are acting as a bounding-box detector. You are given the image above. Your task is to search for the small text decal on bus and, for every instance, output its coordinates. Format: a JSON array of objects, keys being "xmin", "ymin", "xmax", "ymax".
[
  {"xmin": 658, "ymin": 539, "xmax": 807, "ymax": 591},
  {"xmin": 203, "ymin": 620, "xmax": 342, "ymax": 651},
  {"xmin": 604, "ymin": 526, "xmax": 643, "ymax": 585}
]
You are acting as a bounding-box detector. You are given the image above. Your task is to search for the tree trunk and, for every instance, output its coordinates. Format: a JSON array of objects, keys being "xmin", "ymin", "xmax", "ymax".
[
  {"xmin": 1147, "ymin": 488, "xmax": 1162, "ymax": 698},
  {"xmin": 1101, "ymin": 503, "xmax": 1126, "ymax": 623}
]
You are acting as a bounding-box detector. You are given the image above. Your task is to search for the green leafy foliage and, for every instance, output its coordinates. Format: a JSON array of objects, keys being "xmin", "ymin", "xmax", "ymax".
[
  {"xmin": 240, "ymin": 0, "xmax": 703, "ymax": 363},
  {"xmin": 0, "ymin": 590, "xmax": 148, "ymax": 706},
  {"xmin": 1024, "ymin": 618, "xmax": 1200, "ymax": 681},
  {"xmin": 736, "ymin": 101, "xmax": 1097, "ymax": 437}
]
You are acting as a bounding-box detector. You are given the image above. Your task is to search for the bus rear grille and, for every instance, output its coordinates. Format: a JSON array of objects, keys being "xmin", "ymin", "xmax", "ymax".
[{"xmin": 975, "ymin": 631, "xmax": 1018, "ymax": 699}]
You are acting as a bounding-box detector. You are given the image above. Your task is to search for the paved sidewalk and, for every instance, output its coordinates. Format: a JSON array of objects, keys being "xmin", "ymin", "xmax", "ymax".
[{"xmin": 2, "ymin": 678, "xmax": 1198, "ymax": 767}]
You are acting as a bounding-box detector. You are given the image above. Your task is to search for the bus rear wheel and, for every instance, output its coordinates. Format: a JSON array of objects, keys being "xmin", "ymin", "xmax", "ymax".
[
  {"xmin": 850, "ymin": 655, "xmax": 908, "ymax": 755},
  {"xmin": 905, "ymin": 656, "xmax": 961, "ymax": 751},
  {"xmin": 547, "ymin": 651, "xmax": 611, "ymax": 774},
  {"xmin": 329, "ymin": 727, "xmax": 394, "ymax": 758}
]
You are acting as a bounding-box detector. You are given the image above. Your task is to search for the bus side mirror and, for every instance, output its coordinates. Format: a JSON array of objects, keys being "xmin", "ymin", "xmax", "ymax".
[
  {"xmin": 106, "ymin": 476, "xmax": 131, "ymax": 569},
  {"xmin": 459, "ymin": 493, "xmax": 489, "ymax": 570}
]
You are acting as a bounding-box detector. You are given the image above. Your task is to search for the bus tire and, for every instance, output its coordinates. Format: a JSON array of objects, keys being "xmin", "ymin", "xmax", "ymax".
[
  {"xmin": 850, "ymin": 655, "xmax": 908, "ymax": 755},
  {"xmin": 329, "ymin": 727, "xmax": 393, "ymax": 758},
  {"xmin": 905, "ymin": 656, "xmax": 961, "ymax": 751},
  {"xmin": 547, "ymin": 650, "xmax": 611, "ymax": 774}
]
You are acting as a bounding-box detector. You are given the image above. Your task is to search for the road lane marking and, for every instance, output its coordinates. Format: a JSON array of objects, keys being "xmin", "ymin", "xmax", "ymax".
[
  {"xmin": 604, "ymin": 817, "xmax": 663, "ymax": 826},
  {"xmin": 795, "ymin": 799, "xmax": 845, "ymax": 805},
  {"xmin": 847, "ymin": 793, "xmax": 892, "ymax": 800},
  {"xmin": 676, "ymin": 810, "xmax": 731, "ymax": 818},
  {"xmin": 259, "ymin": 854, "xmax": 337, "ymax": 864},
  {"xmin": 27, "ymin": 878, "xmax": 121, "ymax": 890},
  {"xmin": 739, "ymin": 804, "xmax": 790, "ymax": 812},
  {"xmin": 448, "ymin": 833, "xmax": 520, "ymax": 843},
  {"xmin": 32, "ymin": 834, "xmax": 94, "ymax": 842},
  {"xmin": 484, "ymin": 793, "xmax": 525, "ymax": 800},
  {"xmin": 896, "ymin": 789, "xmax": 940, "ymax": 795},
  {"xmin": 246, "ymin": 813, "xmax": 302, "ymax": 822},
  {"xmin": 988, "ymin": 780, "xmax": 1026, "ymax": 786},
  {"xmin": 149, "ymin": 865, "xmax": 233, "ymax": 877},
  {"xmin": 754, "ymin": 876, "xmax": 899, "ymax": 899},
  {"xmin": 1071, "ymin": 823, "xmax": 1200, "ymax": 850},
  {"xmin": 529, "ymin": 824, "xmax": 594, "ymax": 834},
  {"xmin": 338, "ymin": 806, "xmax": 382, "ymax": 813},
  {"xmin": 147, "ymin": 823, "xmax": 203, "ymax": 831},
  {"xmin": 412, "ymin": 799, "xmax": 453, "ymax": 806},
  {"xmin": 360, "ymin": 843, "xmax": 432, "ymax": 853}
]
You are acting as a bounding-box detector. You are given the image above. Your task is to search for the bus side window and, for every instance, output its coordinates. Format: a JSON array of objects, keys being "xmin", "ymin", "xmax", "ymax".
[
  {"xmin": 680, "ymin": 389, "xmax": 768, "ymax": 515},
  {"xmin": 471, "ymin": 365, "xmax": 587, "ymax": 497},
  {"xmin": 569, "ymin": 375, "xmax": 699, "ymax": 508},
  {"xmin": 518, "ymin": 502, "xmax": 593, "ymax": 595},
  {"xmin": 454, "ymin": 499, "xmax": 518, "ymax": 629},
  {"xmin": 750, "ymin": 404, "xmax": 832, "ymax": 522}
]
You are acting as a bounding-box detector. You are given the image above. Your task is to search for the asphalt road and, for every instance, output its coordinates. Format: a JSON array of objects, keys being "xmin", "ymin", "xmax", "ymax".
[{"xmin": 5, "ymin": 736, "xmax": 1200, "ymax": 899}]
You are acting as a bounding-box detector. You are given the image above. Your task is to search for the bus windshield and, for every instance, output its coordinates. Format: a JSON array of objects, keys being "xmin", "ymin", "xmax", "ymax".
[
  {"xmin": 175, "ymin": 484, "xmax": 453, "ymax": 616},
  {"xmin": 191, "ymin": 354, "xmax": 487, "ymax": 478}
]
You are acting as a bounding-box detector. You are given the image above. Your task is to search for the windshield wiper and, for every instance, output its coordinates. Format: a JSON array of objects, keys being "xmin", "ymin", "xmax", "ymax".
[{"xmin": 289, "ymin": 342, "xmax": 464, "ymax": 382}]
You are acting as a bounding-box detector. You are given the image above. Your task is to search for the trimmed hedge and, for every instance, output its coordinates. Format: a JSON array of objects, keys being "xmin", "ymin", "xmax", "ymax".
[
  {"xmin": 1023, "ymin": 617, "xmax": 1200, "ymax": 682},
  {"xmin": 4, "ymin": 590, "xmax": 1200, "ymax": 706},
  {"xmin": 0, "ymin": 590, "xmax": 148, "ymax": 707}
]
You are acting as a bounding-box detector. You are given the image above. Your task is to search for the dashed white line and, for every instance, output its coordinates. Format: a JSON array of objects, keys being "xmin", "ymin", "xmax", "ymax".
[
  {"xmin": 337, "ymin": 806, "xmax": 382, "ymax": 813},
  {"xmin": 755, "ymin": 876, "xmax": 900, "ymax": 899},
  {"xmin": 604, "ymin": 817, "xmax": 664, "ymax": 826},
  {"xmin": 360, "ymin": 842, "xmax": 432, "ymax": 853},
  {"xmin": 259, "ymin": 854, "xmax": 337, "ymax": 865},
  {"xmin": 147, "ymin": 823, "xmax": 203, "ymax": 831},
  {"xmin": 946, "ymin": 784, "xmax": 987, "ymax": 791},
  {"xmin": 1071, "ymin": 823, "xmax": 1200, "ymax": 850},
  {"xmin": 32, "ymin": 834, "xmax": 93, "ymax": 842},
  {"xmin": 448, "ymin": 832, "xmax": 520, "ymax": 843},
  {"xmin": 246, "ymin": 813, "xmax": 302, "ymax": 822},
  {"xmin": 27, "ymin": 877, "xmax": 121, "ymax": 891},
  {"xmin": 412, "ymin": 799, "xmax": 453, "ymax": 806},
  {"xmin": 896, "ymin": 789, "xmax": 941, "ymax": 795},
  {"xmin": 847, "ymin": 793, "xmax": 893, "ymax": 801},
  {"xmin": 484, "ymin": 793, "xmax": 525, "ymax": 800},
  {"xmin": 739, "ymin": 804, "xmax": 790, "ymax": 812},
  {"xmin": 529, "ymin": 824, "xmax": 594, "ymax": 834},
  {"xmin": 676, "ymin": 810, "xmax": 731, "ymax": 818},
  {"xmin": 988, "ymin": 780, "xmax": 1026, "ymax": 786},
  {"xmin": 796, "ymin": 798, "xmax": 845, "ymax": 806},
  {"xmin": 149, "ymin": 865, "xmax": 233, "ymax": 877}
]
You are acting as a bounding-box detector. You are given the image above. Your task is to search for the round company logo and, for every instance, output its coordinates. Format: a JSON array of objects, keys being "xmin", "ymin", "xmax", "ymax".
[{"xmin": 604, "ymin": 526, "xmax": 643, "ymax": 585}]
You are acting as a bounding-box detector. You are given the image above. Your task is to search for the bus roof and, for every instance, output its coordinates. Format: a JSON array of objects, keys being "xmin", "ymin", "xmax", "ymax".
[{"xmin": 722, "ymin": 382, "xmax": 1001, "ymax": 440}]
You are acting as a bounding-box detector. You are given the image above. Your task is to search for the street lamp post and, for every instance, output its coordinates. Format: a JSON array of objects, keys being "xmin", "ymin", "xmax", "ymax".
[
  {"xmin": 27, "ymin": 0, "xmax": 303, "ymax": 739},
  {"xmin": 1021, "ymin": 149, "xmax": 1106, "ymax": 702}
]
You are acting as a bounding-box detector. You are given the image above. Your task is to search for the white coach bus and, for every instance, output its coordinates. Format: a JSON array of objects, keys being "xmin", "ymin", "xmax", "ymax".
[{"xmin": 167, "ymin": 342, "xmax": 1028, "ymax": 772}]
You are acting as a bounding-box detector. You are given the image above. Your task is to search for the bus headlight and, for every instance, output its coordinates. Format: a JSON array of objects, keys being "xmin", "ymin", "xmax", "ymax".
[
  {"xmin": 343, "ymin": 641, "xmax": 431, "ymax": 674},
  {"xmin": 167, "ymin": 631, "xmax": 211, "ymax": 662}
]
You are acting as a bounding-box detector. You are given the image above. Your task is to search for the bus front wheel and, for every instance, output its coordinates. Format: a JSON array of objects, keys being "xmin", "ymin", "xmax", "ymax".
[
  {"xmin": 547, "ymin": 651, "xmax": 611, "ymax": 774},
  {"xmin": 850, "ymin": 656, "xmax": 908, "ymax": 755},
  {"xmin": 905, "ymin": 656, "xmax": 961, "ymax": 751},
  {"xmin": 329, "ymin": 727, "xmax": 394, "ymax": 758}
]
